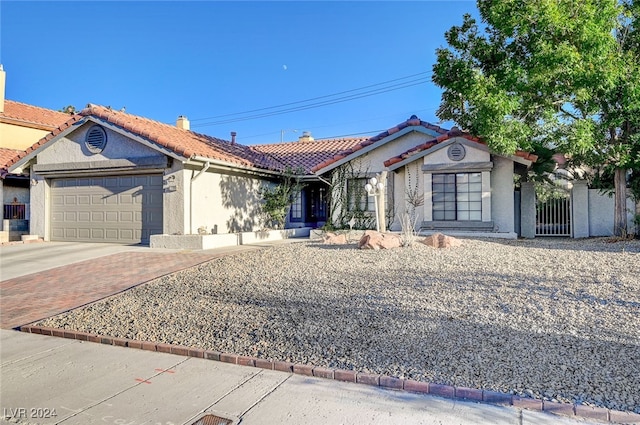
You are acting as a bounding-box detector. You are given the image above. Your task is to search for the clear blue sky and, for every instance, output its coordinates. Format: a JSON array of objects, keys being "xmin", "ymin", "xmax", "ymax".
[{"xmin": 1, "ymin": 1, "xmax": 478, "ymax": 144}]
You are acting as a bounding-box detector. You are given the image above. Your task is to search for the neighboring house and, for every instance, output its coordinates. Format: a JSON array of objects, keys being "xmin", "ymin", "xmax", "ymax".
[
  {"xmin": 8, "ymin": 104, "xmax": 537, "ymax": 245},
  {"xmin": 0, "ymin": 68, "xmax": 72, "ymax": 240}
]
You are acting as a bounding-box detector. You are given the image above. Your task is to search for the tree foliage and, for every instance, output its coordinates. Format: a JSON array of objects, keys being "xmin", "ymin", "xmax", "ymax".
[
  {"xmin": 432, "ymin": 0, "xmax": 640, "ymax": 235},
  {"xmin": 59, "ymin": 105, "xmax": 77, "ymax": 114}
]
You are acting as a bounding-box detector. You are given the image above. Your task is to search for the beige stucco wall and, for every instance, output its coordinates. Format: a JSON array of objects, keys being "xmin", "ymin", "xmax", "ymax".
[
  {"xmin": 0, "ymin": 123, "xmax": 50, "ymax": 150},
  {"xmin": 389, "ymin": 160, "xmax": 425, "ymax": 231},
  {"xmin": 349, "ymin": 131, "xmax": 437, "ymax": 174},
  {"xmin": 37, "ymin": 122, "xmax": 162, "ymax": 164},
  {"xmin": 29, "ymin": 170, "xmax": 48, "ymax": 239},
  {"xmin": 186, "ymin": 165, "xmax": 267, "ymax": 235},
  {"xmin": 490, "ymin": 156, "xmax": 516, "ymax": 233},
  {"xmin": 423, "ymin": 137, "xmax": 491, "ymax": 164}
]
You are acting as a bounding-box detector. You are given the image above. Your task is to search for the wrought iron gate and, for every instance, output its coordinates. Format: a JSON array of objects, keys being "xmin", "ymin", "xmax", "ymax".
[{"xmin": 535, "ymin": 188, "xmax": 572, "ymax": 236}]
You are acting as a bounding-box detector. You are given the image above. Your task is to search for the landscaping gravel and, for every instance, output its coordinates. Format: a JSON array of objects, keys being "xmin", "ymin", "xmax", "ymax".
[{"xmin": 38, "ymin": 237, "xmax": 640, "ymax": 413}]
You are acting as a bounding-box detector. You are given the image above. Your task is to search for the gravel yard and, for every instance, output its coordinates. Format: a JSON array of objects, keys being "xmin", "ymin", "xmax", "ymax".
[{"xmin": 38, "ymin": 237, "xmax": 640, "ymax": 413}]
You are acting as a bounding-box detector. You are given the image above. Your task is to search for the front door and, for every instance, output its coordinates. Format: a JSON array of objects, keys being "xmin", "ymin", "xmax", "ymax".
[{"xmin": 305, "ymin": 184, "xmax": 327, "ymax": 224}]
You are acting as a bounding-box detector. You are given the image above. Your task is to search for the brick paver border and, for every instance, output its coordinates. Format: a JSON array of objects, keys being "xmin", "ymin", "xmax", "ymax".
[{"xmin": 20, "ymin": 325, "xmax": 639, "ymax": 425}]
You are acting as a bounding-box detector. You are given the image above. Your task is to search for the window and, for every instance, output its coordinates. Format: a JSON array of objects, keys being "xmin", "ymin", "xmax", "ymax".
[
  {"xmin": 347, "ymin": 178, "xmax": 375, "ymax": 212},
  {"xmin": 290, "ymin": 191, "xmax": 302, "ymax": 220},
  {"xmin": 432, "ymin": 173, "xmax": 482, "ymax": 221}
]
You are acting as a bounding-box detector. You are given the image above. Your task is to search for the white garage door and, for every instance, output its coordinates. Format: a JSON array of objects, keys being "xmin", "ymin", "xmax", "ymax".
[{"xmin": 51, "ymin": 175, "xmax": 163, "ymax": 244}]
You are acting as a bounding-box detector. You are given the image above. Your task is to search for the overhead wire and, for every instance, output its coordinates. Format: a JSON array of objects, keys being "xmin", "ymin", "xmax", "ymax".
[
  {"xmin": 190, "ymin": 70, "xmax": 432, "ymax": 124},
  {"xmin": 193, "ymin": 77, "xmax": 431, "ymax": 127}
]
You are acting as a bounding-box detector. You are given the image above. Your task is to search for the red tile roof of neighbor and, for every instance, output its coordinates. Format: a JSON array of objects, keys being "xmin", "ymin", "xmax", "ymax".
[
  {"xmin": 251, "ymin": 137, "xmax": 370, "ymax": 173},
  {"xmin": 1, "ymin": 100, "xmax": 72, "ymax": 130},
  {"xmin": 0, "ymin": 147, "xmax": 22, "ymax": 178},
  {"xmin": 383, "ymin": 127, "xmax": 538, "ymax": 168}
]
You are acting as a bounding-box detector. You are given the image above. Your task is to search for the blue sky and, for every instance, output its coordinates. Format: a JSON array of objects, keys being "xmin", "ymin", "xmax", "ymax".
[{"xmin": 1, "ymin": 1, "xmax": 478, "ymax": 144}]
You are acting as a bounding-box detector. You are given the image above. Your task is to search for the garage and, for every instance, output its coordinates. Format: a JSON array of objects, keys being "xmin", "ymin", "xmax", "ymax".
[{"xmin": 50, "ymin": 174, "xmax": 163, "ymax": 244}]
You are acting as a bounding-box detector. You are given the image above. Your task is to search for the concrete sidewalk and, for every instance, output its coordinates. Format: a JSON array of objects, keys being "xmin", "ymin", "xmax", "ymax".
[{"xmin": 1, "ymin": 330, "xmax": 597, "ymax": 425}]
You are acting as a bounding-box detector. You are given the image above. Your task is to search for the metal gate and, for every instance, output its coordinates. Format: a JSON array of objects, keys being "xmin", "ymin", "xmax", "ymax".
[{"xmin": 535, "ymin": 188, "xmax": 572, "ymax": 236}]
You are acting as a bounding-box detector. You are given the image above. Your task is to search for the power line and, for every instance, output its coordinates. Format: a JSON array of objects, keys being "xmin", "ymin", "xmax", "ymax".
[
  {"xmin": 193, "ymin": 77, "xmax": 430, "ymax": 127},
  {"xmin": 235, "ymin": 107, "xmax": 441, "ymax": 142},
  {"xmin": 191, "ymin": 71, "xmax": 431, "ymax": 122}
]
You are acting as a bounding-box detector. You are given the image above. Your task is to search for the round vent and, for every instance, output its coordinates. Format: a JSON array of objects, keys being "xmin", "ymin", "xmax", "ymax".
[
  {"xmin": 447, "ymin": 143, "xmax": 466, "ymax": 161},
  {"xmin": 85, "ymin": 125, "xmax": 107, "ymax": 153}
]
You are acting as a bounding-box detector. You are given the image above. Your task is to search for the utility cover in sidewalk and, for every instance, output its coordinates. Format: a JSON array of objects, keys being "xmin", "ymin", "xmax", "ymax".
[{"xmin": 190, "ymin": 414, "xmax": 233, "ymax": 425}]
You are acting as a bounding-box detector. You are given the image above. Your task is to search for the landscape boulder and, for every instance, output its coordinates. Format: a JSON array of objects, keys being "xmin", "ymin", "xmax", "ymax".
[
  {"xmin": 322, "ymin": 232, "xmax": 348, "ymax": 245},
  {"xmin": 358, "ymin": 230, "xmax": 402, "ymax": 250},
  {"xmin": 421, "ymin": 233, "xmax": 462, "ymax": 248}
]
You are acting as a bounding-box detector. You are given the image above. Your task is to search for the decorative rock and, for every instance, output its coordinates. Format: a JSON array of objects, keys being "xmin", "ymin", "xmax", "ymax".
[
  {"xmin": 358, "ymin": 231, "xmax": 402, "ymax": 250},
  {"xmin": 322, "ymin": 232, "xmax": 348, "ymax": 245},
  {"xmin": 421, "ymin": 233, "xmax": 462, "ymax": 248}
]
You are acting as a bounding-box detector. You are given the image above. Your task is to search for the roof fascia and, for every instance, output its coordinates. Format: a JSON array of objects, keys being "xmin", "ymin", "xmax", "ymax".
[{"xmin": 314, "ymin": 126, "xmax": 437, "ymax": 175}]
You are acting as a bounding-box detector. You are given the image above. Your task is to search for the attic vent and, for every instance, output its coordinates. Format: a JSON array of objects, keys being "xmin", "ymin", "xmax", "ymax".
[
  {"xmin": 85, "ymin": 125, "xmax": 107, "ymax": 154},
  {"xmin": 447, "ymin": 143, "xmax": 466, "ymax": 161}
]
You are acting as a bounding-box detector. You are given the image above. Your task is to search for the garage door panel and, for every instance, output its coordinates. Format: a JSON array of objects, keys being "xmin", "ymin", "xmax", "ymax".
[{"xmin": 51, "ymin": 174, "xmax": 163, "ymax": 244}]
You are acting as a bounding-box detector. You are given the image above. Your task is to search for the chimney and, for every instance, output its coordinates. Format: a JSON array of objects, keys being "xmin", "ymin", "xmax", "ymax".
[
  {"xmin": 298, "ymin": 131, "xmax": 314, "ymax": 142},
  {"xmin": 230, "ymin": 131, "xmax": 237, "ymax": 144},
  {"xmin": 0, "ymin": 64, "xmax": 5, "ymax": 114},
  {"xmin": 176, "ymin": 115, "xmax": 190, "ymax": 130}
]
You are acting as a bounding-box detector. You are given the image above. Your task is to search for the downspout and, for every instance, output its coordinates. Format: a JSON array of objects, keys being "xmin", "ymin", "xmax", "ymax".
[{"xmin": 189, "ymin": 161, "xmax": 210, "ymax": 234}]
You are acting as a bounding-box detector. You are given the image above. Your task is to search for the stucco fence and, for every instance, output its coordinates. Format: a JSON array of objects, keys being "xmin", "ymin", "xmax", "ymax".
[{"xmin": 520, "ymin": 181, "xmax": 638, "ymax": 238}]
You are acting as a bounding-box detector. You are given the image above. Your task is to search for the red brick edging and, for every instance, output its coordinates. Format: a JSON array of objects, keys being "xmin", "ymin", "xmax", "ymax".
[{"xmin": 20, "ymin": 325, "xmax": 640, "ymax": 425}]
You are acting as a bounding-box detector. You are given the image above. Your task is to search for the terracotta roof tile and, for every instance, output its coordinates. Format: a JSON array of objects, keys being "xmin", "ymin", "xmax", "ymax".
[
  {"xmin": 308, "ymin": 115, "xmax": 449, "ymax": 173},
  {"xmin": 1, "ymin": 100, "xmax": 72, "ymax": 130},
  {"xmin": 251, "ymin": 137, "xmax": 369, "ymax": 174},
  {"xmin": 0, "ymin": 147, "xmax": 24, "ymax": 178},
  {"xmin": 83, "ymin": 104, "xmax": 288, "ymax": 171}
]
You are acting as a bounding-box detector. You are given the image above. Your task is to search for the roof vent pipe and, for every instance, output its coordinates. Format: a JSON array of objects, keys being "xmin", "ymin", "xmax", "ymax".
[{"xmin": 231, "ymin": 132, "xmax": 237, "ymax": 144}]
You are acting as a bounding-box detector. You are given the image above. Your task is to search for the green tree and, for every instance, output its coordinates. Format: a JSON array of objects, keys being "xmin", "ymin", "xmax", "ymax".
[
  {"xmin": 432, "ymin": 0, "xmax": 640, "ymax": 236},
  {"xmin": 258, "ymin": 167, "xmax": 304, "ymax": 229},
  {"xmin": 59, "ymin": 105, "xmax": 77, "ymax": 114}
]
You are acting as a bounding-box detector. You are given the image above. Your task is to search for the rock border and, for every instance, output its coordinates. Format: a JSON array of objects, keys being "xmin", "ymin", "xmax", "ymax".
[{"xmin": 20, "ymin": 325, "xmax": 640, "ymax": 425}]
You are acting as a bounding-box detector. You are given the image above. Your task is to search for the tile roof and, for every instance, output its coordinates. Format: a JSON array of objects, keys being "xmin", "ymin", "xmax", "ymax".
[
  {"xmin": 251, "ymin": 137, "xmax": 370, "ymax": 174},
  {"xmin": 1, "ymin": 100, "xmax": 72, "ymax": 130},
  {"xmin": 383, "ymin": 127, "xmax": 538, "ymax": 168},
  {"xmin": 6, "ymin": 104, "xmax": 285, "ymax": 173},
  {"xmin": 0, "ymin": 147, "xmax": 23, "ymax": 178},
  {"xmin": 309, "ymin": 115, "xmax": 449, "ymax": 173}
]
